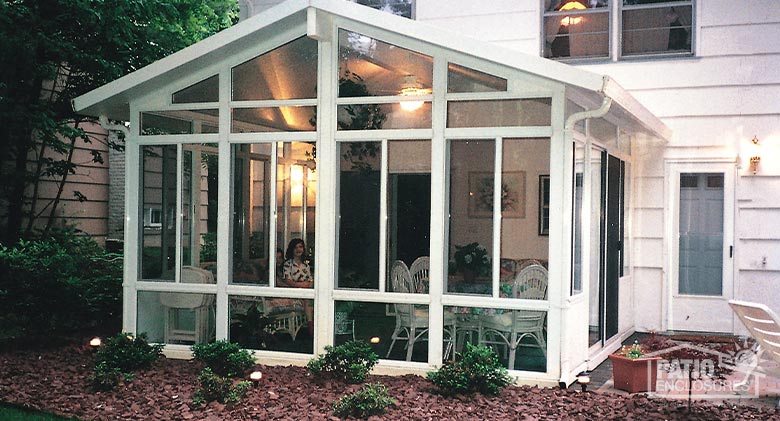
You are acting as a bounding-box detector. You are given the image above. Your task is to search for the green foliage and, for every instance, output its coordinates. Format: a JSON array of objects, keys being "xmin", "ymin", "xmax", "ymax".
[
  {"xmin": 199, "ymin": 232, "xmax": 218, "ymax": 262},
  {"xmin": 0, "ymin": 0, "xmax": 238, "ymax": 243},
  {"xmin": 427, "ymin": 343, "xmax": 513, "ymax": 396},
  {"xmin": 450, "ymin": 242, "xmax": 491, "ymax": 277},
  {"xmin": 230, "ymin": 305, "xmax": 277, "ymax": 350},
  {"xmin": 95, "ymin": 333, "xmax": 163, "ymax": 373},
  {"xmin": 193, "ymin": 367, "xmax": 251, "ymax": 405},
  {"xmin": 192, "ymin": 340, "xmax": 255, "ymax": 378},
  {"xmin": 90, "ymin": 332, "xmax": 161, "ymax": 390},
  {"xmin": 0, "ymin": 228, "xmax": 122, "ymax": 339},
  {"xmin": 331, "ymin": 382, "xmax": 396, "ymax": 419},
  {"xmin": 307, "ymin": 340, "xmax": 378, "ymax": 384}
]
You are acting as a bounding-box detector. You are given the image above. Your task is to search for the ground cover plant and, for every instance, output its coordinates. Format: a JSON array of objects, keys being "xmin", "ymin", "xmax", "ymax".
[
  {"xmin": 427, "ymin": 342, "xmax": 513, "ymax": 396},
  {"xmin": 331, "ymin": 382, "xmax": 395, "ymax": 418},
  {"xmin": 307, "ymin": 340, "xmax": 379, "ymax": 383},
  {"xmin": 191, "ymin": 340, "xmax": 255, "ymax": 405},
  {"xmin": 90, "ymin": 332, "xmax": 163, "ymax": 390}
]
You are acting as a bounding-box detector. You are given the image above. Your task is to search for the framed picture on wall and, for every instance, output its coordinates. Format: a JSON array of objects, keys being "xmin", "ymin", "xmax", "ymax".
[
  {"xmin": 539, "ymin": 175, "xmax": 550, "ymax": 236},
  {"xmin": 468, "ymin": 171, "xmax": 525, "ymax": 218}
]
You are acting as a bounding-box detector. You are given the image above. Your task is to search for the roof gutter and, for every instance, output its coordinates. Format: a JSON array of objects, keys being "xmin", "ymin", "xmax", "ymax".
[{"xmin": 564, "ymin": 96, "xmax": 613, "ymax": 132}]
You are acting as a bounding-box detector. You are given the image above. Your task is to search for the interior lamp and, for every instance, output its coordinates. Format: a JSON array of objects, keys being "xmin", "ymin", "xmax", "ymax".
[
  {"xmin": 559, "ymin": 1, "xmax": 586, "ymax": 26},
  {"xmin": 750, "ymin": 135, "xmax": 761, "ymax": 174},
  {"xmin": 399, "ymin": 75, "xmax": 430, "ymax": 112}
]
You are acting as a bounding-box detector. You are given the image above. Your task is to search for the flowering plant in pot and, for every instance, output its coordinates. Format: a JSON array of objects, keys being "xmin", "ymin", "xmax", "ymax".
[
  {"xmin": 608, "ymin": 341, "xmax": 661, "ymax": 393},
  {"xmin": 450, "ymin": 242, "xmax": 490, "ymax": 281}
]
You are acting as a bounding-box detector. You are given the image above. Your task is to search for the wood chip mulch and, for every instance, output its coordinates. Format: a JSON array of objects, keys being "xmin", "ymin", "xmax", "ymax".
[{"xmin": 1, "ymin": 344, "xmax": 778, "ymax": 420}]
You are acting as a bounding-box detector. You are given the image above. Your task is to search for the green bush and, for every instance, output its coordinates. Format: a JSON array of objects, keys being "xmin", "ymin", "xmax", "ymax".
[
  {"xmin": 95, "ymin": 332, "xmax": 163, "ymax": 373},
  {"xmin": 331, "ymin": 382, "xmax": 395, "ymax": 419},
  {"xmin": 193, "ymin": 367, "xmax": 251, "ymax": 405},
  {"xmin": 307, "ymin": 340, "xmax": 378, "ymax": 384},
  {"xmin": 90, "ymin": 361, "xmax": 132, "ymax": 391},
  {"xmin": 191, "ymin": 340, "xmax": 255, "ymax": 378},
  {"xmin": 0, "ymin": 228, "xmax": 122, "ymax": 340},
  {"xmin": 427, "ymin": 343, "xmax": 513, "ymax": 396}
]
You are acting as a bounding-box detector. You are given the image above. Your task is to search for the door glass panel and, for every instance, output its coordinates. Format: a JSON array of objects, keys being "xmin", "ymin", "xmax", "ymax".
[
  {"xmin": 337, "ymin": 141, "xmax": 381, "ymax": 290},
  {"xmin": 386, "ymin": 140, "xmax": 431, "ymax": 292},
  {"xmin": 141, "ymin": 145, "xmax": 177, "ymax": 281},
  {"xmin": 277, "ymin": 142, "xmax": 317, "ymax": 279},
  {"xmin": 447, "ymin": 139, "xmax": 495, "ymax": 295},
  {"xmin": 679, "ymin": 173, "xmax": 723, "ymax": 296},
  {"xmin": 588, "ymin": 148, "xmax": 603, "ymax": 347}
]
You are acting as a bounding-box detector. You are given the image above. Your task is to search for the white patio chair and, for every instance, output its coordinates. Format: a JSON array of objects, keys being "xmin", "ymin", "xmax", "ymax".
[
  {"xmin": 386, "ymin": 260, "xmax": 456, "ymax": 361},
  {"xmin": 729, "ymin": 300, "xmax": 780, "ymax": 393},
  {"xmin": 409, "ymin": 256, "xmax": 430, "ymax": 293},
  {"xmin": 479, "ymin": 264, "xmax": 548, "ymax": 369},
  {"xmin": 159, "ymin": 266, "xmax": 215, "ymax": 344}
]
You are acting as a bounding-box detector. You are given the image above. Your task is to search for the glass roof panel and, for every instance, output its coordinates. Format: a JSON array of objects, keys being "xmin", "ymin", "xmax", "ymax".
[
  {"xmin": 172, "ymin": 75, "xmax": 219, "ymax": 103},
  {"xmin": 232, "ymin": 36, "xmax": 318, "ymax": 101},
  {"xmin": 338, "ymin": 29, "xmax": 432, "ymax": 98},
  {"xmin": 447, "ymin": 63, "xmax": 507, "ymax": 93}
]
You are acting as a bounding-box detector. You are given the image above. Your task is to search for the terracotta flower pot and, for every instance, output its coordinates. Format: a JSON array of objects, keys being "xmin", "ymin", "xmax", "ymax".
[{"xmin": 608, "ymin": 353, "xmax": 661, "ymax": 393}]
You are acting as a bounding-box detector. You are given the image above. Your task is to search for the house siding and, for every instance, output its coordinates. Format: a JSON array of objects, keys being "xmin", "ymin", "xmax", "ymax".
[{"xmin": 417, "ymin": 1, "xmax": 780, "ymax": 334}]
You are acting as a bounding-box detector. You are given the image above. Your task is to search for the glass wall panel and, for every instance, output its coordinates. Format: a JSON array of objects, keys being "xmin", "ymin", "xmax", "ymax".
[
  {"xmin": 588, "ymin": 148, "xmax": 604, "ymax": 347},
  {"xmin": 140, "ymin": 110, "xmax": 219, "ymax": 135},
  {"xmin": 232, "ymin": 36, "xmax": 318, "ymax": 101},
  {"xmin": 447, "ymin": 63, "xmax": 507, "ymax": 93},
  {"xmin": 445, "ymin": 305, "xmax": 547, "ymax": 371},
  {"xmin": 276, "ymin": 142, "xmax": 317, "ymax": 275},
  {"xmin": 141, "ymin": 145, "xmax": 177, "ymax": 281},
  {"xmin": 338, "ymin": 30, "xmax": 433, "ymax": 99},
  {"xmin": 229, "ymin": 296, "xmax": 313, "ymax": 354},
  {"xmin": 386, "ymin": 140, "xmax": 431, "ymax": 292},
  {"xmin": 172, "ymin": 75, "xmax": 219, "ymax": 103},
  {"xmin": 138, "ymin": 290, "xmax": 216, "ymax": 345},
  {"xmin": 232, "ymin": 106, "xmax": 317, "ymax": 133},
  {"xmin": 543, "ymin": 1, "xmax": 610, "ymax": 59},
  {"xmin": 337, "ymin": 102, "xmax": 431, "ymax": 130},
  {"xmin": 447, "ymin": 139, "xmax": 494, "ymax": 295},
  {"xmin": 572, "ymin": 142, "xmax": 585, "ymax": 294},
  {"xmin": 337, "ymin": 141, "xmax": 381, "ymax": 290},
  {"xmin": 500, "ymin": 138, "xmax": 550, "ymax": 295},
  {"xmin": 447, "ymin": 99, "xmax": 552, "ymax": 128},
  {"xmin": 336, "ymin": 301, "xmax": 437, "ymax": 363}
]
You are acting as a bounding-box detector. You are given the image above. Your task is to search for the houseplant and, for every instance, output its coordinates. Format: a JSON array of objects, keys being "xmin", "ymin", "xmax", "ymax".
[
  {"xmin": 451, "ymin": 242, "xmax": 491, "ymax": 282},
  {"xmin": 608, "ymin": 341, "xmax": 661, "ymax": 393}
]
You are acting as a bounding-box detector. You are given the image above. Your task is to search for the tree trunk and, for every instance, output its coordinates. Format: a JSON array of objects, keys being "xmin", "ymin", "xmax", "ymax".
[{"xmin": 42, "ymin": 128, "xmax": 79, "ymax": 235}]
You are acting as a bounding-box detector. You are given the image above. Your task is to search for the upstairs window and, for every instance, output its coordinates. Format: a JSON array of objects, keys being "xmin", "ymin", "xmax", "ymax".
[{"xmin": 543, "ymin": 0, "xmax": 693, "ymax": 61}]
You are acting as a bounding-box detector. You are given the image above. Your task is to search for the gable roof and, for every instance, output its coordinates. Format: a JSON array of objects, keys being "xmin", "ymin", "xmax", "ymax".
[{"xmin": 72, "ymin": 0, "xmax": 671, "ymax": 141}]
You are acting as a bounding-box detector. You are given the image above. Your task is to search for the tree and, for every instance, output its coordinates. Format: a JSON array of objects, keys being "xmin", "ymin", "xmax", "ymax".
[{"xmin": 0, "ymin": 0, "xmax": 238, "ymax": 244}]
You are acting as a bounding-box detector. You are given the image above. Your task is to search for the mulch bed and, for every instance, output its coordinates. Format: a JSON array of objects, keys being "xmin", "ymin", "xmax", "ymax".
[{"xmin": 0, "ymin": 343, "xmax": 777, "ymax": 420}]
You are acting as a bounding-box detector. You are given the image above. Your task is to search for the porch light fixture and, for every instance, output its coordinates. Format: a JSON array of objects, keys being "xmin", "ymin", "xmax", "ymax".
[
  {"xmin": 559, "ymin": 1, "xmax": 585, "ymax": 26},
  {"xmin": 249, "ymin": 370, "xmax": 263, "ymax": 387},
  {"xmin": 89, "ymin": 337, "xmax": 102, "ymax": 348},
  {"xmin": 576, "ymin": 370, "xmax": 591, "ymax": 392},
  {"xmin": 750, "ymin": 135, "xmax": 761, "ymax": 174},
  {"xmin": 399, "ymin": 75, "xmax": 430, "ymax": 112}
]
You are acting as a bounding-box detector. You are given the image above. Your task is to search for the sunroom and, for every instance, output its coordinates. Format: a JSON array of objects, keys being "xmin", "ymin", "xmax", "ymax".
[{"xmin": 73, "ymin": 0, "xmax": 670, "ymax": 386}]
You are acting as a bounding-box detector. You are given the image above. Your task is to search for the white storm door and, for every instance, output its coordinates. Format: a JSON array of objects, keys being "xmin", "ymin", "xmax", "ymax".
[{"xmin": 668, "ymin": 167, "xmax": 734, "ymax": 333}]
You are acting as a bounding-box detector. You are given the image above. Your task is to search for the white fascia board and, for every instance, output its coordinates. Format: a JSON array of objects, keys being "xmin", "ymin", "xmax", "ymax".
[
  {"xmin": 601, "ymin": 76, "xmax": 672, "ymax": 142},
  {"xmin": 72, "ymin": 0, "xmax": 311, "ymax": 119}
]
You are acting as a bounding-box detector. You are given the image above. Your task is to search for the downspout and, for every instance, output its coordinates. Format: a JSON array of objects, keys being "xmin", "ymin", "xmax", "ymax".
[{"xmin": 558, "ymin": 96, "xmax": 612, "ymax": 387}]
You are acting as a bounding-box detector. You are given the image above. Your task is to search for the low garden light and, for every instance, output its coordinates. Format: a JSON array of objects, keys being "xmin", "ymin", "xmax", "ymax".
[
  {"xmin": 89, "ymin": 337, "xmax": 102, "ymax": 348},
  {"xmin": 249, "ymin": 370, "xmax": 263, "ymax": 387},
  {"xmin": 576, "ymin": 371, "xmax": 590, "ymax": 392},
  {"xmin": 369, "ymin": 336, "xmax": 381, "ymax": 344}
]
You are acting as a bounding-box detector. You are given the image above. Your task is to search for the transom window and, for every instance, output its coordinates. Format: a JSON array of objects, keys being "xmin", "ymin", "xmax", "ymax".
[{"xmin": 542, "ymin": 0, "xmax": 693, "ymax": 60}]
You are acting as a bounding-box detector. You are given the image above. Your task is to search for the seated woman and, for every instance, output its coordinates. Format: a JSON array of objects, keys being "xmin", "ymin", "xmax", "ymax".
[{"xmin": 278, "ymin": 239, "xmax": 314, "ymax": 333}]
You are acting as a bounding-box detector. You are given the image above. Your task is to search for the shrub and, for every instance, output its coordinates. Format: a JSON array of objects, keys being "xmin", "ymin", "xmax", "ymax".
[
  {"xmin": 193, "ymin": 367, "xmax": 251, "ymax": 405},
  {"xmin": 94, "ymin": 332, "xmax": 163, "ymax": 373},
  {"xmin": 90, "ymin": 361, "xmax": 125, "ymax": 391},
  {"xmin": 331, "ymin": 382, "xmax": 395, "ymax": 419},
  {"xmin": 0, "ymin": 228, "xmax": 122, "ymax": 340},
  {"xmin": 307, "ymin": 340, "xmax": 378, "ymax": 384},
  {"xmin": 191, "ymin": 340, "xmax": 255, "ymax": 378},
  {"xmin": 427, "ymin": 343, "xmax": 513, "ymax": 396}
]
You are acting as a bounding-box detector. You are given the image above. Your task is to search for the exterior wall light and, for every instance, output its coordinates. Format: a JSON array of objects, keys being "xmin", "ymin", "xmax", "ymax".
[{"xmin": 750, "ymin": 135, "xmax": 761, "ymax": 174}]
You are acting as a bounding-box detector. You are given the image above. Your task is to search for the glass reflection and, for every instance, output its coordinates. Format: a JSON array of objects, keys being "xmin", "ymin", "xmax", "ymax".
[
  {"xmin": 138, "ymin": 290, "xmax": 216, "ymax": 345},
  {"xmin": 229, "ymin": 296, "xmax": 313, "ymax": 354}
]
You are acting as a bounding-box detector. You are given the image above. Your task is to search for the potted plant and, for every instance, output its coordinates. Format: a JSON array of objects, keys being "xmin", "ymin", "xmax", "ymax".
[
  {"xmin": 608, "ymin": 341, "xmax": 661, "ymax": 393},
  {"xmin": 450, "ymin": 242, "xmax": 490, "ymax": 282}
]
